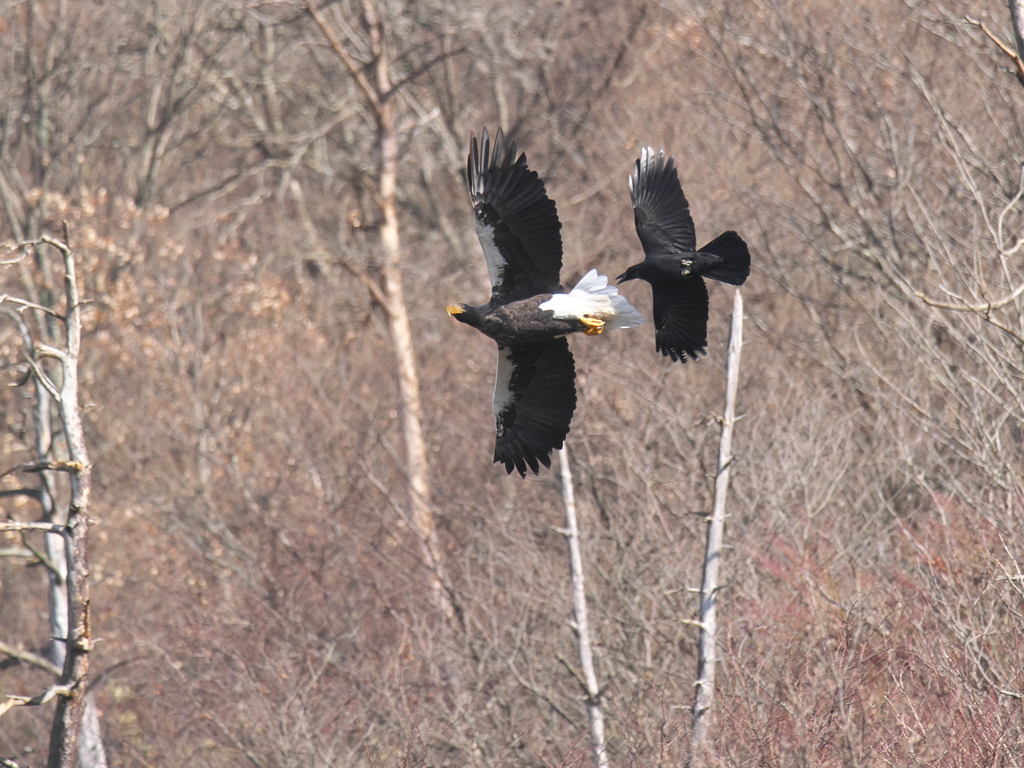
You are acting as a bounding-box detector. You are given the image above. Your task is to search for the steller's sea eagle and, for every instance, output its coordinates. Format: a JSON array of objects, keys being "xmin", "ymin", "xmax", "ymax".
[
  {"xmin": 617, "ymin": 147, "xmax": 750, "ymax": 363},
  {"xmin": 447, "ymin": 128, "xmax": 644, "ymax": 476}
]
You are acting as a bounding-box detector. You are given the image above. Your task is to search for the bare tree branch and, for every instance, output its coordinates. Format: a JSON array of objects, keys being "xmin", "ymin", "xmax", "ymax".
[
  {"xmin": 965, "ymin": 15, "xmax": 1024, "ymax": 85},
  {"xmin": 0, "ymin": 684, "xmax": 73, "ymax": 720},
  {"xmin": 914, "ymin": 280, "xmax": 1024, "ymax": 314},
  {"xmin": 0, "ymin": 640, "xmax": 64, "ymax": 676},
  {"xmin": 0, "ymin": 521, "xmax": 66, "ymax": 534},
  {"xmin": 305, "ymin": 0, "xmax": 383, "ymax": 113},
  {"xmin": 0, "ymin": 295, "xmax": 65, "ymax": 320}
]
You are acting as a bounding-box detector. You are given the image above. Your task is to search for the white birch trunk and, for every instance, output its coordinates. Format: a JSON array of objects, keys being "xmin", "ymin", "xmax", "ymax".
[
  {"xmin": 308, "ymin": 0, "xmax": 451, "ymax": 618},
  {"xmin": 77, "ymin": 692, "xmax": 109, "ymax": 768},
  {"xmin": 558, "ymin": 446, "xmax": 609, "ymax": 768},
  {"xmin": 27, "ymin": 359, "xmax": 67, "ymax": 669},
  {"xmin": 690, "ymin": 290, "xmax": 744, "ymax": 765},
  {"xmin": 370, "ymin": 15, "xmax": 450, "ymax": 620}
]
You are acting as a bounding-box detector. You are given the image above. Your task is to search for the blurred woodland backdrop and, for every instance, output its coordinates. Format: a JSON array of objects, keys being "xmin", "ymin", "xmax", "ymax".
[{"xmin": 3, "ymin": 0, "xmax": 1024, "ymax": 765}]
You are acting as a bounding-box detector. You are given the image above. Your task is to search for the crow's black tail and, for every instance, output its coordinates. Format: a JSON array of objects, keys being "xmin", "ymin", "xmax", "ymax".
[{"xmin": 699, "ymin": 230, "xmax": 750, "ymax": 286}]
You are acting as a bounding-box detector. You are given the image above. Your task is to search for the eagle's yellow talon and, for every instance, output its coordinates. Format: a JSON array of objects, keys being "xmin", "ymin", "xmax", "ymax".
[{"xmin": 581, "ymin": 315, "xmax": 605, "ymax": 335}]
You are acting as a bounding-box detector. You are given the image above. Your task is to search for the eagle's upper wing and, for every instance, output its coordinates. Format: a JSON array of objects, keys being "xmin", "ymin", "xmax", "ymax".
[
  {"xmin": 652, "ymin": 278, "xmax": 709, "ymax": 363},
  {"xmin": 468, "ymin": 128, "xmax": 563, "ymax": 303},
  {"xmin": 492, "ymin": 339, "xmax": 576, "ymax": 476},
  {"xmin": 630, "ymin": 147, "xmax": 696, "ymax": 256}
]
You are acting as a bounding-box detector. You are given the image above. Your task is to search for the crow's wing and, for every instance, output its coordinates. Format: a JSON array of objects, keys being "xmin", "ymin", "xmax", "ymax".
[
  {"xmin": 630, "ymin": 147, "xmax": 696, "ymax": 256},
  {"xmin": 652, "ymin": 278, "xmax": 709, "ymax": 363}
]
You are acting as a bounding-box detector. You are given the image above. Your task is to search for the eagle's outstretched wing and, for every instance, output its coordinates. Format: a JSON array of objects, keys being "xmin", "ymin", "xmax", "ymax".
[
  {"xmin": 492, "ymin": 339, "xmax": 576, "ymax": 476},
  {"xmin": 468, "ymin": 128, "xmax": 564, "ymax": 303}
]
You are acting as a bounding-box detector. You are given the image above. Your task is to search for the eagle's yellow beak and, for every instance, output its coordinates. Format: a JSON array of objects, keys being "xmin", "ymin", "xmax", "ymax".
[{"xmin": 446, "ymin": 304, "xmax": 464, "ymax": 316}]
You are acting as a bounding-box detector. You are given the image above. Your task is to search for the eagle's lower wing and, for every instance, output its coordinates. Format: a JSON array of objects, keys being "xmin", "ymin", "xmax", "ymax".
[{"xmin": 492, "ymin": 339, "xmax": 576, "ymax": 476}]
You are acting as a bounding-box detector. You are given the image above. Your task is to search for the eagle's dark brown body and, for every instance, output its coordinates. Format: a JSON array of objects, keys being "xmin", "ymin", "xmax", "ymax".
[{"xmin": 449, "ymin": 297, "xmax": 588, "ymax": 347}]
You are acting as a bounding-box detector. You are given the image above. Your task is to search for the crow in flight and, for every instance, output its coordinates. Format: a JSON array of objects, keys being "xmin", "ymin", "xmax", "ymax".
[{"xmin": 618, "ymin": 147, "xmax": 750, "ymax": 362}]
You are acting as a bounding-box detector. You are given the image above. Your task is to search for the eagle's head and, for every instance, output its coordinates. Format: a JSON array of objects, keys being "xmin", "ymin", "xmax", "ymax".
[{"xmin": 445, "ymin": 303, "xmax": 484, "ymax": 328}]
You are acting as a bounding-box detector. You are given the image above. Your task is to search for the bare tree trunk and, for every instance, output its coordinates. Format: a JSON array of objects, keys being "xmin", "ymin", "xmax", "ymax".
[
  {"xmin": 14, "ymin": 236, "xmax": 96, "ymax": 768},
  {"xmin": 558, "ymin": 446, "xmax": 609, "ymax": 768},
  {"xmin": 3, "ymin": 237, "xmax": 106, "ymax": 767},
  {"xmin": 375, "ymin": 81, "xmax": 448, "ymax": 618},
  {"xmin": 27, "ymin": 362, "xmax": 65, "ymax": 668},
  {"xmin": 77, "ymin": 692, "xmax": 108, "ymax": 768},
  {"xmin": 38, "ymin": 375, "xmax": 107, "ymax": 768},
  {"xmin": 689, "ymin": 290, "xmax": 744, "ymax": 766},
  {"xmin": 307, "ymin": 0, "xmax": 450, "ymax": 618}
]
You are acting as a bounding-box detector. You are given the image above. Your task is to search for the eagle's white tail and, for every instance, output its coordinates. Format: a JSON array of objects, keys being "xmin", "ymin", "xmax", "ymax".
[{"xmin": 540, "ymin": 269, "xmax": 645, "ymax": 329}]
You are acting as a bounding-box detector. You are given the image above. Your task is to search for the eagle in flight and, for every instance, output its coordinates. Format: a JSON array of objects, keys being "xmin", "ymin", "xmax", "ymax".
[
  {"xmin": 447, "ymin": 129, "xmax": 644, "ymax": 476},
  {"xmin": 618, "ymin": 147, "xmax": 750, "ymax": 363}
]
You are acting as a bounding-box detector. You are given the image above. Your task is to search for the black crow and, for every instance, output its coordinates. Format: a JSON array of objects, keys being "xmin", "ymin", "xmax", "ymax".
[{"xmin": 618, "ymin": 147, "xmax": 750, "ymax": 363}]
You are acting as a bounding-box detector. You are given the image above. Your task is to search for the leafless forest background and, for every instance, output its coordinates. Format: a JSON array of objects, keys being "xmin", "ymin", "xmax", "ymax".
[{"xmin": 2, "ymin": 0, "xmax": 1024, "ymax": 765}]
